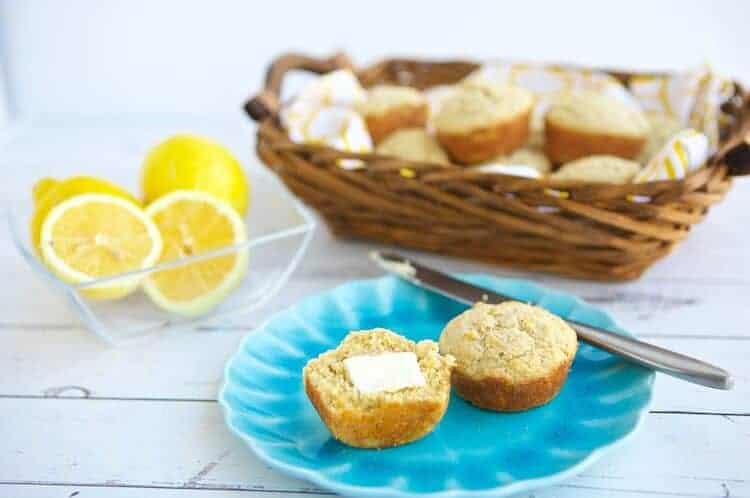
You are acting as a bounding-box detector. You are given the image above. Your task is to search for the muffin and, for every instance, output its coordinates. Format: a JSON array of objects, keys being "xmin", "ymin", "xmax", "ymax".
[
  {"xmin": 303, "ymin": 328, "xmax": 455, "ymax": 448},
  {"xmin": 439, "ymin": 302, "xmax": 577, "ymax": 411},
  {"xmin": 493, "ymin": 147, "xmax": 552, "ymax": 175},
  {"xmin": 545, "ymin": 91, "xmax": 649, "ymax": 164},
  {"xmin": 550, "ymin": 155, "xmax": 641, "ymax": 184},
  {"xmin": 434, "ymin": 81, "xmax": 534, "ymax": 164},
  {"xmin": 376, "ymin": 128, "xmax": 450, "ymax": 164},
  {"xmin": 357, "ymin": 85, "xmax": 429, "ymax": 143},
  {"xmin": 638, "ymin": 112, "xmax": 684, "ymax": 164}
]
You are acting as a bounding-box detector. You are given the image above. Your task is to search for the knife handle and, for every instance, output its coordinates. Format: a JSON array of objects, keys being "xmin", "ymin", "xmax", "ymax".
[{"xmin": 571, "ymin": 321, "xmax": 733, "ymax": 390}]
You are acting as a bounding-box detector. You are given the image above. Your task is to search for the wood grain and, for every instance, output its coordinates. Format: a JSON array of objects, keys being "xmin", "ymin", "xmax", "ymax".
[
  {"xmin": 1, "ymin": 116, "xmax": 748, "ymax": 498},
  {"xmin": 0, "ymin": 399, "xmax": 747, "ymax": 498}
]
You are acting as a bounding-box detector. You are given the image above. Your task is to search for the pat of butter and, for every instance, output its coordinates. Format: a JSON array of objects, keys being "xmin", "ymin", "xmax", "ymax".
[{"xmin": 344, "ymin": 352, "xmax": 426, "ymax": 394}]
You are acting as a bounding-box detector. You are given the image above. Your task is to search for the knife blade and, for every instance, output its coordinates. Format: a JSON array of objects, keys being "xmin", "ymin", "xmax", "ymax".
[{"xmin": 371, "ymin": 250, "xmax": 733, "ymax": 390}]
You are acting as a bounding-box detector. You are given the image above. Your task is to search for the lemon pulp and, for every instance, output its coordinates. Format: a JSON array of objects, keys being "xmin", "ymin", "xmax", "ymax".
[
  {"xmin": 31, "ymin": 176, "xmax": 139, "ymax": 253},
  {"xmin": 40, "ymin": 193, "xmax": 162, "ymax": 300},
  {"xmin": 143, "ymin": 190, "xmax": 248, "ymax": 316}
]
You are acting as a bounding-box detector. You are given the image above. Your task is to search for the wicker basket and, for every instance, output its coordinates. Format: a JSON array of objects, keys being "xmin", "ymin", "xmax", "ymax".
[{"xmin": 246, "ymin": 53, "xmax": 750, "ymax": 281}]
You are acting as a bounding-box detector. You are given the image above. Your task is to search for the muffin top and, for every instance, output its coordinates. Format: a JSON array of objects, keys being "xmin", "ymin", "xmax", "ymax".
[
  {"xmin": 434, "ymin": 80, "xmax": 534, "ymax": 134},
  {"xmin": 304, "ymin": 328, "xmax": 454, "ymax": 410},
  {"xmin": 551, "ymin": 155, "xmax": 641, "ymax": 184},
  {"xmin": 357, "ymin": 85, "xmax": 427, "ymax": 116},
  {"xmin": 546, "ymin": 91, "xmax": 649, "ymax": 139},
  {"xmin": 376, "ymin": 128, "xmax": 450, "ymax": 164},
  {"xmin": 493, "ymin": 147, "xmax": 552, "ymax": 174},
  {"xmin": 439, "ymin": 302, "xmax": 577, "ymax": 382}
]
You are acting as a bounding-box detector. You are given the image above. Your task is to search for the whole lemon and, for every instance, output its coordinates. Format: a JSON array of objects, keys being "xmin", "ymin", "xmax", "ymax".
[
  {"xmin": 141, "ymin": 134, "xmax": 249, "ymax": 215},
  {"xmin": 30, "ymin": 176, "xmax": 139, "ymax": 252}
]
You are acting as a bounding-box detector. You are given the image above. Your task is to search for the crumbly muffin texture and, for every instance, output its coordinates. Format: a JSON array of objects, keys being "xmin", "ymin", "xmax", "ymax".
[
  {"xmin": 434, "ymin": 81, "xmax": 534, "ymax": 135},
  {"xmin": 440, "ymin": 302, "xmax": 577, "ymax": 382},
  {"xmin": 551, "ymin": 155, "xmax": 641, "ymax": 184},
  {"xmin": 303, "ymin": 328, "xmax": 455, "ymax": 448},
  {"xmin": 546, "ymin": 91, "xmax": 649, "ymax": 138},
  {"xmin": 376, "ymin": 128, "xmax": 450, "ymax": 164},
  {"xmin": 357, "ymin": 85, "xmax": 427, "ymax": 116}
]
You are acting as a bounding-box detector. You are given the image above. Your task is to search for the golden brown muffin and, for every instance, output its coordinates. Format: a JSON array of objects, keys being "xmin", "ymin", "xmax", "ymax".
[
  {"xmin": 439, "ymin": 302, "xmax": 577, "ymax": 412},
  {"xmin": 544, "ymin": 91, "xmax": 649, "ymax": 164},
  {"xmin": 550, "ymin": 155, "xmax": 641, "ymax": 184},
  {"xmin": 376, "ymin": 128, "xmax": 450, "ymax": 164},
  {"xmin": 357, "ymin": 85, "xmax": 428, "ymax": 143},
  {"xmin": 303, "ymin": 328, "xmax": 455, "ymax": 448},
  {"xmin": 434, "ymin": 81, "xmax": 534, "ymax": 164}
]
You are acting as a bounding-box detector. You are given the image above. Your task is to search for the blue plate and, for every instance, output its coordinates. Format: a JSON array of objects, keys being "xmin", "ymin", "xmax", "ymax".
[{"xmin": 219, "ymin": 274, "xmax": 654, "ymax": 497}]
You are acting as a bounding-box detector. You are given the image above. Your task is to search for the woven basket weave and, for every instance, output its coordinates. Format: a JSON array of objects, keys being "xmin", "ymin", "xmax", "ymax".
[{"xmin": 246, "ymin": 53, "xmax": 750, "ymax": 281}]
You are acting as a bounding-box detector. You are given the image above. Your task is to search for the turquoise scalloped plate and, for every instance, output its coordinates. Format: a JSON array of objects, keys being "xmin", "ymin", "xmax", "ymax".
[{"xmin": 219, "ymin": 274, "xmax": 654, "ymax": 497}]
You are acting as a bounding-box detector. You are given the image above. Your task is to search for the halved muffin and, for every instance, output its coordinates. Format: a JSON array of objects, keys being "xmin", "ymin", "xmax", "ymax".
[
  {"xmin": 439, "ymin": 302, "xmax": 577, "ymax": 412},
  {"xmin": 357, "ymin": 85, "xmax": 429, "ymax": 143},
  {"xmin": 303, "ymin": 328, "xmax": 455, "ymax": 448}
]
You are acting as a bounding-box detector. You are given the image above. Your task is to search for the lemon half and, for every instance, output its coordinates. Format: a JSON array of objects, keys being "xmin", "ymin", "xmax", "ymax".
[
  {"xmin": 143, "ymin": 190, "xmax": 248, "ymax": 316},
  {"xmin": 40, "ymin": 193, "xmax": 163, "ymax": 300},
  {"xmin": 31, "ymin": 176, "xmax": 139, "ymax": 253}
]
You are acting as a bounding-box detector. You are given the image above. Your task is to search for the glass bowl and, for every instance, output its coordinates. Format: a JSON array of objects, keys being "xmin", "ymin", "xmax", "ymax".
[{"xmin": 7, "ymin": 169, "xmax": 315, "ymax": 343}]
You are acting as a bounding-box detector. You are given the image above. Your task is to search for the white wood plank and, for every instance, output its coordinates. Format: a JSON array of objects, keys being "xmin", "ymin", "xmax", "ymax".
[
  {"xmin": 0, "ymin": 399, "xmax": 747, "ymax": 497},
  {"xmin": 1, "ymin": 117, "xmax": 750, "ymax": 330},
  {"xmin": 0, "ymin": 486, "xmax": 331, "ymax": 498},
  {"xmin": 4, "ymin": 221, "xmax": 750, "ymax": 337},
  {"xmin": 4, "ymin": 480, "xmax": 745, "ymax": 498},
  {"xmin": 0, "ymin": 324, "xmax": 746, "ymax": 413}
]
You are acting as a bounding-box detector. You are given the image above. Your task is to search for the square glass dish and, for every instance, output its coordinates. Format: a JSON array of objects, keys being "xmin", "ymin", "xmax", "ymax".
[{"xmin": 7, "ymin": 168, "xmax": 315, "ymax": 343}]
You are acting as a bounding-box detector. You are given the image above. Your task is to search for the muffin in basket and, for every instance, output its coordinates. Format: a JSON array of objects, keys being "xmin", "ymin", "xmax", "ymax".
[
  {"xmin": 493, "ymin": 147, "xmax": 552, "ymax": 174},
  {"xmin": 303, "ymin": 328, "xmax": 455, "ymax": 448},
  {"xmin": 357, "ymin": 85, "xmax": 429, "ymax": 143},
  {"xmin": 434, "ymin": 80, "xmax": 534, "ymax": 164},
  {"xmin": 551, "ymin": 155, "xmax": 641, "ymax": 184},
  {"xmin": 439, "ymin": 302, "xmax": 577, "ymax": 412},
  {"xmin": 376, "ymin": 128, "xmax": 450, "ymax": 164},
  {"xmin": 545, "ymin": 91, "xmax": 649, "ymax": 164}
]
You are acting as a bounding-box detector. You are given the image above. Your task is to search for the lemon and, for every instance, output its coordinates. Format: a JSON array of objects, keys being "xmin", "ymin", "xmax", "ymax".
[
  {"xmin": 32, "ymin": 177, "xmax": 59, "ymax": 207},
  {"xmin": 40, "ymin": 193, "xmax": 163, "ymax": 300},
  {"xmin": 31, "ymin": 176, "xmax": 139, "ymax": 252},
  {"xmin": 141, "ymin": 134, "xmax": 250, "ymax": 215},
  {"xmin": 143, "ymin": 190, "xmax": 248, "ymax": 316}
]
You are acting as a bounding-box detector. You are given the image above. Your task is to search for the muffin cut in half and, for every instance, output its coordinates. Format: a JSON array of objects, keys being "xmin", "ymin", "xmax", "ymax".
[
  {"xmin": 303, "ymin": 328, "xmax": 455, "ymax": 448},
  {"xmin": 357, "ymin": 85, "xmax": 429, "ymax": 143},
  {"xmin": 550, "ymin": 155, "xmax": 641, "ymax": 184},
  {"xmin": 434, "ymin": 81, "xmax": 534, "ymax": 164},
  {"xmin": 376, "ymin": 128, "xmax": 450, "ymax": 164},
  {"xmin": 439, "ymin": 302, "xmax": 577, "ymax": 412},
  {"xmin": 544, "ymin": 91, "xmax": 649, "ymax": 164}
]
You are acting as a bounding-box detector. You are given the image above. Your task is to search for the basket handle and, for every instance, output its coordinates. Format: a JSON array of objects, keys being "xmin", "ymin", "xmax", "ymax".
[
  {"xmin": 719, "ymin": 91, "xmax": 750, "ymax": 176},
  {"xmin": 244, "ymin": 52, "xmax": 355, "ymax": 122}
]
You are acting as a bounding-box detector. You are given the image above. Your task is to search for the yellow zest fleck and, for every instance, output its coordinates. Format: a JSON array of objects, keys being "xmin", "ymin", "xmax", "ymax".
[{"xmin": 399, "ymin": 168, "xmax": 416, "ymax": 179}]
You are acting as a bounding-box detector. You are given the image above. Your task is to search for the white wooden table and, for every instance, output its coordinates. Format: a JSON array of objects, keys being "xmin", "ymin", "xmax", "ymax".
[{"xmin": 1, "ymin": 115, "xmax": 748, "ymax": 498}]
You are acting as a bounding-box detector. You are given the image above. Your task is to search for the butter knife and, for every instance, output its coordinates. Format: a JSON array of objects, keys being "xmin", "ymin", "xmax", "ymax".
[{"xmin": 371, "ymin": 251, "xmax": 733, "ymax": 390}]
